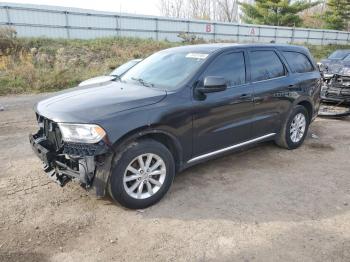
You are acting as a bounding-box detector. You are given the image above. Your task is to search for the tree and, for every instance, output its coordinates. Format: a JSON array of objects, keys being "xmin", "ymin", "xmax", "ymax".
[
  {"xmin": 323, "ymin": 0, "xmax": 350, "ymax": 31},
  {"xmin": 299, "ymin": 1, "xmax": 326, "ymax": 28},
  {"xmin": 188, "ymin": 0, "xmax": 212, "ymax": 20},
  {"xmin": 239, "ymin": 0, "xmax": 320, "ymax": 27},
  {"xmin": 158, "ymin": 0, "xmax": 186, "ymax": 18},
  {"xmin": 216, "ymin": 0, "xmax": 239, "ymax": 22},
  {"xmin": 158, "ymin": 0, "xmax": 241, "ymax": 22}
]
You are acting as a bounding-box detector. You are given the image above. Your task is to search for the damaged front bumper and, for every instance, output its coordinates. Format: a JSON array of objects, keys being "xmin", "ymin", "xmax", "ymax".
[
  {"xmin": 321, "ymin": 74, "xmax": 350, "ymax": 104},
  {"xmin": 319, "ymin": 74, "xmax": 350, "ymax": 118},
  {"xmin": 29, "ymin": 129, "xmax": 113, "ymax": 197}
]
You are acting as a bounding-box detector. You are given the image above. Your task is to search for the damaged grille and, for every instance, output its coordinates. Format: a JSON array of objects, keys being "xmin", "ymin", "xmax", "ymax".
[
  {"xmin": 36, "ymin": 114, "xmax": 63, "ymax": 151},
  {"xmin": 35, "ymin": 114, "xmax": 109, "ymax": 157},
  {"xmin": 335, "ymin": 76, "xmax": 350, "ymax": 87},
  {"xmin": 325, "ymin": 91, "xmax": 350, "ymax": 100},
  {"xmin": 63, "ymin": 142, "xmax": 107, "ymax": 156}
]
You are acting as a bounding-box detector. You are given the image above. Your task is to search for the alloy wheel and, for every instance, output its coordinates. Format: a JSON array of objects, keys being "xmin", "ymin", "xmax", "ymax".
[
  {"xmin": 290, "ymin": 113, "xmax": 306, "ymax": 143},
  {"xmin": 123, "ymin": 153, "xmax": 166, "ymax": 199}
]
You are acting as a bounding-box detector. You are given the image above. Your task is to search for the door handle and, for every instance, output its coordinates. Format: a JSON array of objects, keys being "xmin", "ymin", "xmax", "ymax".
[
  {"xmin": 288, "ymin": 84, "xmax": 301, "ymax": 91},
  {"xmin": 230, "ymin": 93, "xmax": 252, "ymax": 105},
  {"xmin": 239, "ymin": 93, "xmax": 252, "ymax": 99},
  {"xmin": 254, "ymin": 97, "xmax": 264, "ymax": 103}
]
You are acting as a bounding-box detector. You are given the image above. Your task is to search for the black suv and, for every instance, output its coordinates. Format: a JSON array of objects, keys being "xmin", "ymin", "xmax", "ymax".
[{"xmin": 30, "ymin": 44, "xmax": 321, "ymax": 209}]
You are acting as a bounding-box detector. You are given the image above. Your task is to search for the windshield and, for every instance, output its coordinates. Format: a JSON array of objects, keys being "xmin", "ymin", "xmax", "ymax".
[
  {"xmin": 120, "ymin": 51, "xmax": 209, "ymax": 91},
  {"xmin": 328, "ymin": 50, "xmax": 350, "ymax": 60},
  {"xmin": 344, "ymin": 54, "xmax": 350, "ymax": 61},
  {"xmin": 110, "ymin": 60, "xmax": 140, "ymax": 76}
]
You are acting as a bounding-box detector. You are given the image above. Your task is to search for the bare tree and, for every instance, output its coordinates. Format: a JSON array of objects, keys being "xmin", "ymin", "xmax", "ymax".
[
  {"xmin": 158, "ymin": 0, "xmax": 186, "ymax": 18},
  {"xmin": 188, "ymin": 0, "xmax": 212, "ymax": 20},
  {"xmin": 216, "ymin": 0, "xmax": 239, "ymax": 22},
  {"xmin": 158, "ymin": 0, "xmax": 240, "ymax": 22}
]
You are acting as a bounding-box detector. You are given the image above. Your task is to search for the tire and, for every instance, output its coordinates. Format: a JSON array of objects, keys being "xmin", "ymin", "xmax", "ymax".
[
  {"xmin": 108, "ymin": 139, "xmax": 175, "ymax": 209},
  {"xmin": 275, "ymin": 105, "xmax": 310, "ymax": 150}
]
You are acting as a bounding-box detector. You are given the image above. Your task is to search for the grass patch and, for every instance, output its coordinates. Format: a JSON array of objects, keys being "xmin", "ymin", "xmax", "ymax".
[
  {"xmin": 0, "ymin": 28, "xmax": 349, "ymax": 95},
  {"xmin": 0, "ymin": 34, "xmax": 178, "ymax": 95}
]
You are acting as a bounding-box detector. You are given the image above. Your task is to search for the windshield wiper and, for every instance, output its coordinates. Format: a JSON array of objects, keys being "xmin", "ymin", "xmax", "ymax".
[
  {"xmin": 111, "ymin": 75, "xmax": 121, "ymax": 82},
  {"xmin": 131, "ymin": 77, "xmax": 154, "ymax": 87}
]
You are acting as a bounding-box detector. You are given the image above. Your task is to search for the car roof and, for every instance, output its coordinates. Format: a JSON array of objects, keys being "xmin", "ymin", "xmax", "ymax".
[{"xmin": 164, "ymin": 43, "xmax": 309, "ymax": 54}]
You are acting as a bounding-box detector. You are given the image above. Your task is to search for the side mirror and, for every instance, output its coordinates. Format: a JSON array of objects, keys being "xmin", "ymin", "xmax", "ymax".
[{"xmin": 197, "ymin": 76, "xmax": 227, "ymax": 93}]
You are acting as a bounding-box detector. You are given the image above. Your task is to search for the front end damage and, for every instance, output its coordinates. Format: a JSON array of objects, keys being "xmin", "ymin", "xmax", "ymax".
[
  {"xmin": 29, "ymin": 115, "xmax": 113, "ymax": 197},
  {"xmin": 319, "ymin": 74, "xmax": 350, "ymax": 117},
  {"xmin": 321, "ymin": 74, "xmax": 350, "ymax": 103}
]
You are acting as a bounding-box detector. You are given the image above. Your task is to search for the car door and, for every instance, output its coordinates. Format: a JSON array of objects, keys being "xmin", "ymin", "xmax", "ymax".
[
  {"xmin": 191, "ymin": 50, "xmax": 255, "ymax": 158},
  {"xmin": 247, "ymin": 49, "xmax": 296, "ymax": 138},
  {"xmin": 281, "ymin": 51, "xmax": 321, "ymax": 115}
]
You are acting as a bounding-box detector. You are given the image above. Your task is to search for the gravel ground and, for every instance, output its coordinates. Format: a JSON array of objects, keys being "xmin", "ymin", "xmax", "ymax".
[{"xmin": 0, "ymin": 94, "xmax": 349, "ymax": 262}]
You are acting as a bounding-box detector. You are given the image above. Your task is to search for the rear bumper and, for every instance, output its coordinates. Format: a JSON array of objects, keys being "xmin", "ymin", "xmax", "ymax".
[{"xmin": 29, "ymin": 132, "xmax": 113, "ymax": 197}]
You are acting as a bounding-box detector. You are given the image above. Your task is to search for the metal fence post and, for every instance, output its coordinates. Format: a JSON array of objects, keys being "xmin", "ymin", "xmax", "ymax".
[
  {"xmin": 115, "ymin": 15, "xmax": 120, "ymax": 37},
  {"xmin": 274, "ymin": 27, "xmax": 277, "ymax": 42},
  {"xmin": 155, "ymin": 18, "xmax": 159, "ymax": 41},
  {"xmin": 65, "ymin": 11, "xmax": 70, "ymax": 39},
  {"xmin": 291, "ymin": 27, "xmax": 295, "ymax": 44},
  {"xmin": 213, "ymin": 22, "xmax": 216, "ymax": 42},
  {"xmin": 321, "ymin": 30, "xmax": 325, "ymax": 45},
  {"xmin": 306, "ymin": 30, "xmax": 310, "ymax": 44},
  {"xmin": 237, "ymin": 24, "xmax": 240, "ymax": 42},
  {"xmin": 5, "ymin": 6, "xmax": 11, "ymax": 25},
  {"xmin": 335, "ymin": 31, "xmax": 339, "ymax": 45}
]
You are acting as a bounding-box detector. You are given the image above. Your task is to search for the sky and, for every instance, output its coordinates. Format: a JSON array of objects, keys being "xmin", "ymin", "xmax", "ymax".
[{"xmin": 3, "ymin": 0, "xmax": 161, "ymax": 15}]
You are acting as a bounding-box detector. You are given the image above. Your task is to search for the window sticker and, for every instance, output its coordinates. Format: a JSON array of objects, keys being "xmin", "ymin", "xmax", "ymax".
[{"xmin": 185, "ymin": 53, "xmax": 209, "ymax": 59}]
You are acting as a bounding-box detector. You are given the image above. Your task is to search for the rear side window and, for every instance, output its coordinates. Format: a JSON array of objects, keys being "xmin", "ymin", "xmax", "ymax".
[
  {"xmin": 203, "ymin": 52, "xmax": 246, "ymax": 87},
  {"xmin": 250, "ymin": 51, "xmax": 285, "ymax": 82},
  {"xmin": 283, "ymin": 51, "xmax": 314, "ymax": 73}
]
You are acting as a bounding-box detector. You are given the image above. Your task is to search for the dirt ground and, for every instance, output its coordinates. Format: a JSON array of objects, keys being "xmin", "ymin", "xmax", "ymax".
[{"xmin": 0, "ymin": 94, "xmax": 349, "ymax": 262}]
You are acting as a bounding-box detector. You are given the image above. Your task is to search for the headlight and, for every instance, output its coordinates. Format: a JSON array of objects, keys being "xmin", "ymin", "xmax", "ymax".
[{"xmin": 58, "ymin": 123, "xmax": 106, "ymax": 144}]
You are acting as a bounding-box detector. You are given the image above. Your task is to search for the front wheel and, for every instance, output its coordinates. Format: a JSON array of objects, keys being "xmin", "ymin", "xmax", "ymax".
[
  {"xmin": 108, "ymin": 139, "xmax": 175, "ymax": 209},
  {"xmin": 275, "ymin": 105, "xmax": 310, "ymax": 150}
]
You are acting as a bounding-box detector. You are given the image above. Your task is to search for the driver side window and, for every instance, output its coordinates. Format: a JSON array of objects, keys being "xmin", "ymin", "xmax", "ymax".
[{"xmin": 202, "ymin": 52, "xmax": 246, "ymax": 87}]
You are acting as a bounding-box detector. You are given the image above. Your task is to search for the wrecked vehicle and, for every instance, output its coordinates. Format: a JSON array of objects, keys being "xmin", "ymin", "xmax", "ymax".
[
  {"xmin": 319, "ymin": 50, "xmax": 350, "ymax": 104},
  {"xmin": 318, "ymin": 50, "xmax": 350, "ymax": 117},
  {"xmin": 319, "ymin": 50, "xmax": 350, "ymax": 70},
  {"xmin": 30, "ymin": 44, "xmax": 321, "ymax": 209}
]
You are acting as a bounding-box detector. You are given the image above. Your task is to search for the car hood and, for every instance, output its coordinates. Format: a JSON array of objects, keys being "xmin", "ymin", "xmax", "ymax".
[
  {"xmin": 78, "ymin": 75, "xmax": 117, "ymax": 87},
  {"xmin": 36, "ymin": 81, "xmax": 167, "ymax": 123},
  {"xmin": 320, "ymin": 59, "xmax": 350, "ymax": 74}
]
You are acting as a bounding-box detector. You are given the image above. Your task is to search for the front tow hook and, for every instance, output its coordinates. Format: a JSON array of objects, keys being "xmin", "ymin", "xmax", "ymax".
[{"xmin": 47, "ymin": 170, "xmax": 71, "ymax": 187}]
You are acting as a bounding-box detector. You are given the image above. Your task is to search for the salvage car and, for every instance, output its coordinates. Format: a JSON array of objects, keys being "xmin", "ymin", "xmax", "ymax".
[
  {"xmin": 319, "ymin": 50, "xmax": 350, "ymax": 73},
  {"xmin": 29, "ymin": 44, "xmax": 321, "ymax": 209},
  {"xmin": 78, "ymin": 59, "xmax": 142, "ymax": 87},
  {"xmin": 319, "ymin": 50, "xmax": 350, "ymax": 104}
]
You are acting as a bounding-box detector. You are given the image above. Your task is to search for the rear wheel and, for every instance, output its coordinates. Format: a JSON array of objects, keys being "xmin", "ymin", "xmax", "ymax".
[
  {"xmin": 108, "ymin": 139, "xmax": 175, "ymax": 209},
  {"xmin": 275, "ymin": 105, "xmax": 310, "ymax": 150}
]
